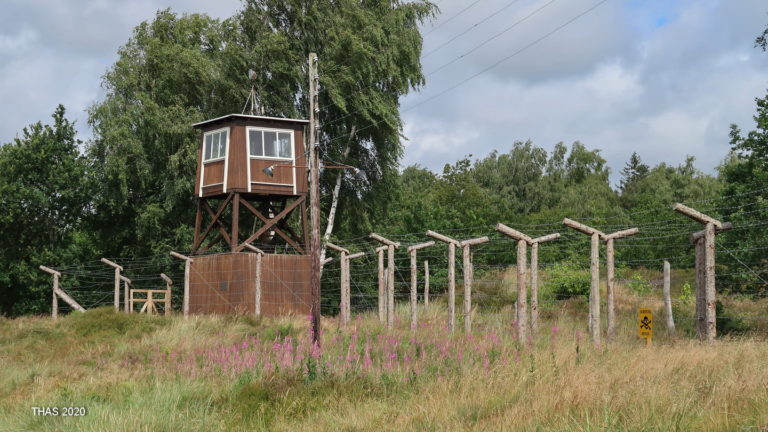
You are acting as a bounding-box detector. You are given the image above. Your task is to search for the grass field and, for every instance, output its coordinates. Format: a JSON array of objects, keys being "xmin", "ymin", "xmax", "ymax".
[{"xmin": 1, "ymin": 278, "xmax": 768, "ymax": 431}]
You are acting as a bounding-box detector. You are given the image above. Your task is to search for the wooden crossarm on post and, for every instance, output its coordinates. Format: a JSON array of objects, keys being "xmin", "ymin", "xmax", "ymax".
[
  {"xmin": 170, "ymin": 251, "xmax": 193, "ymax": 262},
  {"xmin": 369, "ymin": 233, "xmax": 400, "ymax": 248},
  {"xmin": 243, "ymin": 243, "xmax": 265, "ymax": 255},
  {"xmin": 691, "ymin": 222, "xmax": 733, "ymax": 243},
  {"xmin": 673, "ymin": 203, "xmax": 723, "ymax": 228},
  {"xmin": 495, "ymin": 223, "xmax": 533, "ymax": 244},
  {"xmin": 119, "ymin": 275, "xmax": 132, "ymax": 284},
  {"xmin": 160, "ymin": 273, "xmax": 173, "ymax": 286},
  {"xmin": 532, "ymin": 233, "xmax": 560, "ymax": 244},
  {"xmin": 39, "ymin": 265, "xmax": 61, "ymax": 278},
  {"xmin": 460, "ymin": 236, "xmax": 489, "ymax": 248},
  {"xmin": 425, "ymin": 230, "xmax": 460, "ymax": 246},
  {"xmin": 606, "ymin": 228, "xmax": 639, "ymax": 240},
  {"xmin": 325, "ymin": 242, "xmax": 350, "ymax": 255},
  {"xmin": 100, "ymin": 258, "xmax": 123, "ymax": 271},
  {"xmin": 407, "ymin": 241, "xmax": 435, "ymax": 253},
  {"xmin": 562, "ymin": 218, "xmax": 607, "ymax": 240},
  {"xmin": 375, "ymin": 245, "xmax": 388, "ymax": 253},
  {"xmin": 322, "ymin": 257, "xmax": 333, "ymax": 265},
  {"xmin": 347, "ymin": 252, "xmax": 366, "ymax": 260}
]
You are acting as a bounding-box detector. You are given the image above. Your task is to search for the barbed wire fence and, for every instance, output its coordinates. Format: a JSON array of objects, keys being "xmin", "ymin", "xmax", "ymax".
[{"xmin": 36, "ymin": 190, "xmax": 768, "ymax": 340}]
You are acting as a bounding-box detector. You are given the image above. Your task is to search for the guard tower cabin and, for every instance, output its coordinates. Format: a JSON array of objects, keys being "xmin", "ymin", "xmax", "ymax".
[
  {"xmin": 193, "ymin": 114, "xmax": 308, "ymax": 199},
  {"xmin": 188, "ymin": 114, "xmax": 312, "ymax": 317}
]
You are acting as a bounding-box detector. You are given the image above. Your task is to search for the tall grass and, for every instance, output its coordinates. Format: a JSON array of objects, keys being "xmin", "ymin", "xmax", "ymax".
[{"xmin": 1, "ymin": 281, "xmax": 767, "ymax": 431}]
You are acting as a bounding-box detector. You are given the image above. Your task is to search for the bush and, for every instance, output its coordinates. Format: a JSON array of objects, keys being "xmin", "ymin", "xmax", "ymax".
[
  {"xmin": 627, "ymin": 273, "xmax": 653, "ymax": 294},
  {"xmin": 545, "ymin": 262, "xmax": 590, "ymax": 300}
]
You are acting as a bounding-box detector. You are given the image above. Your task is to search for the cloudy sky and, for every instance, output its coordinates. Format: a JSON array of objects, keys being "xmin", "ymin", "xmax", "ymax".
[{"xmin": 1, "ymin": 0, "xmax": 767, "ymax": 185}]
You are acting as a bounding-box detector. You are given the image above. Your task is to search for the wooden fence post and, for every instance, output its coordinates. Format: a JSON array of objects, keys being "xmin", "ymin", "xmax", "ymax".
[
  {"xmin": 344, "ymin": 252, "xmax": 366, "ymax": 325},
  {"xmin": 101, "ymin": 258, "xmax": 123, "ymax": 312},
  {"xmin": 376, "ymin": 245, "xmax": 387, "ymax": 323},
  {"xmin": 120, "ymin": 275, "xmax": 131, "ymax": 313},
  {"xmin": 39, "ymin": 266, "xmax": 62, "ymax": 319},
  {"xmin": 170, "ymin": 252, "xmax": 194, "ymax": 318},
  {"xmin": 407, "ymin": 241, "xmax": 435, "ymax": 330},
  {"xmin": 326, "ymin": 242, "xmax": 350, "ymax": 325},
  {"xmin": 675, "ymin": 204, "xmax": 732, "ymax": 342},
  {"xmin": 160, "ymin": 273, "xmax": 173, "ymax": 316},
  {"xmin": 603, "ymin": 228, "xmax": 639, "ymax": 340},
  {"xmin": 424, "ymin": 260, "xmax": 429, "ymax": 308},
  {"xmin": 663, "ymin": 260, "xmax": 675, "ymax": 336},
  {"xmin": 39, "ymin": 266, "xmax": 85, "ymax": 316},
  {"xmin": 495, "ymin": 224, "xmax": 538, "ymax": 341},
  {"xmin": 695, "ymin": 237, "xmax": 706, "ymax": 338},
  {"xmin": 426, "ymin": 230, "xmax": 461, "ymax": 333},
  {"xmin": 459, "ymin": 236, "xmax": 489, "ymax": 333},
  {"xmin": 563, "ymin": 218, "xmax": 607, "ymax": 346},
  {"xmin": 370, "ymin": 234, "xmax": 400, "ymax": 330},
  {"xmin": 529, "ymin": 233, "xmax": 560, "ymax": 334},
  {"xmin": 244, "ymin": 244, "xmax": 265, "ymax": 317}
]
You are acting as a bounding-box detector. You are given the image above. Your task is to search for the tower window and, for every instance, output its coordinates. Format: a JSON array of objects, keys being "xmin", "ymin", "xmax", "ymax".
[
  {"xmin": 248, "ymin": 128, "xmax": 293, "ymax": 159},
  {"xmin": 203, "ymin": 128, "xmax": 228, "ymax": 162}
]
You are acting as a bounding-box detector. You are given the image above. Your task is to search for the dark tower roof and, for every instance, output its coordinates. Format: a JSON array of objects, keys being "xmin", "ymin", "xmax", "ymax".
[{"xmin": 192, "ymin": 114, "xmax": 309, "ymax": 129}]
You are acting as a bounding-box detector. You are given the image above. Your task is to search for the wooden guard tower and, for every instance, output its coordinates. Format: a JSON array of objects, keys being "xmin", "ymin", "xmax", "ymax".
[{"xmin": 187, "ymin": 114, "xmax": 312, "ymax": 316}]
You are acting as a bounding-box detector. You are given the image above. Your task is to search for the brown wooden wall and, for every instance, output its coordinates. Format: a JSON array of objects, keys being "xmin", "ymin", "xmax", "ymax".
[
  {"xmin": 188, "ymin": 252, "xmax": 310, "ymax": 317},
  {"xmin": 194, "ymin": 117, "xmax": 307, "ymax": 198}
]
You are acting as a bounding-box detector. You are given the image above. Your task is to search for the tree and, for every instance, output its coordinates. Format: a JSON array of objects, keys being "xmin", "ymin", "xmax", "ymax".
[
  {"xmin": 0, "ymin": 106, "xmax": 93, "ymax": 315},
  {"xmin": 618, "ymin": 152, "xmax": 649, "ymax": 207},
  {"xmin": 87, "ymin": 1, "xmax": 437, "ymax": 261}
]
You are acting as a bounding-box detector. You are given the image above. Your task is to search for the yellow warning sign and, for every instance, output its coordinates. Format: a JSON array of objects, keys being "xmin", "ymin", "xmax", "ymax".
[{"xmin": 638, "ymin": 308, "xmax": 653, "ymax": 340}]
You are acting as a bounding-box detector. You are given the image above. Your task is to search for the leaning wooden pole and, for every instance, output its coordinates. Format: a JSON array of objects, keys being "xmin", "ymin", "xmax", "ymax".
[
  {"xmin": 603, "ymin": 228, "xmax": 639, "ymax": 340},
  {"xmin": 426, "ymin": 230, "xmax": 461, "ymax": 333},
  {"xmin": 370, "ymin": 234, "xmax": 400, "ymax": 330},
  {"xmin": 563, "ymin": 218, "xmax": 606, "ymax": 345},
  {"xmin": 459, "ymin": 236, "xmax": 489, "ymax": 333},
  {"xmin": 407, "ymin": 241, "xmax": 435, "ymax": 330},
  {"xmin": 675, "ymin": 204, "xmax": 731, "ymax": 343},
  {"xmin": 170, "ymin": 252, "xmax": 193, "ymax": 318},
  {"xmin": 101, "ymin": 258, "xmax": 123, "ymax": 312}
]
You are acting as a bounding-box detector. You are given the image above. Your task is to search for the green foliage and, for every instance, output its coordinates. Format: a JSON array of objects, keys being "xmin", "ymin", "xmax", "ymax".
[
  {"xmin": 545, "ymin": 262, "xmax": 590, "ymax": 300},
  {"xmin": 716, "ymin": 301, "xmax": 750, "ymax": 335},
  {"xmin": 679, "ymin": 282, "xmax": 693, "ymax": 302},
  {"xmin": 626, "ymin": 273, "xmax": 653, "ymax": 295},
  {"xmin": 0, "ymin": 105, "xmax": 94, "ymax": 315}
]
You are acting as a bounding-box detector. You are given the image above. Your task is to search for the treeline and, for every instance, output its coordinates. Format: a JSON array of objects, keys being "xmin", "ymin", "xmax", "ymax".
[{"xmin": 1, "ymin": 3, "xmax": 767, "ymax": 315}]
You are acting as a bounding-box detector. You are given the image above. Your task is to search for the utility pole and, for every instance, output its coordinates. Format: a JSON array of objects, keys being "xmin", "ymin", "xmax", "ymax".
[{"xmin": 308, "ymin": 53, "xmax": 321, "ymax": 344}]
